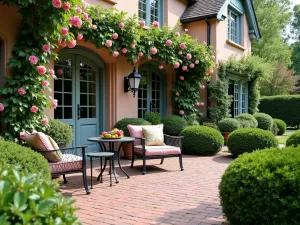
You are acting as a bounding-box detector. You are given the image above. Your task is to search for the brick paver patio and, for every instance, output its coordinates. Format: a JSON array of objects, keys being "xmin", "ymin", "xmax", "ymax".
[{"xmin": 59, "ymin": 152, "xmax": 233, "ymax": 225}]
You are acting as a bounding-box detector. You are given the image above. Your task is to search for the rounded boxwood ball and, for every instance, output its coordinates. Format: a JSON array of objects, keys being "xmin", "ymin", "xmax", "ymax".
[
  {"xmin": 180, "ymin": 126, "xmax": 224, "ymax": 156},
  {"xmin": 220, "ymin": 147, "xmax": 300, "ymax": 225},
  {"xmin": 254, "ymin": 113, "xmax": 273, "ymax": 130},
  {"xmin": 227, "ymin": 128, "xmax": 278, "ymax": 156},
  {"xmin": 161, "ymin": 115, "xmax": 187, "ymax": 136},
  {"xmin": 274, "ymin": 119, "xmax": 287, "ymax": 135},
  {"xmin": 286, "ymin": 130, "xmax": 300, "ymax": 147},
  {"xmin": 218, "ymin": 118, "xmax": 240, "ymax": 132},
  {"xmin": 236, "ymin": 113, "xmax": 258, "ymax": 128}
]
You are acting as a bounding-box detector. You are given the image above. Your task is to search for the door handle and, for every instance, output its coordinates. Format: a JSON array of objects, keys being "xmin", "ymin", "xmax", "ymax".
[{"xmin": 77, "ymin": 104, "xmax": 83, "ymax": 120}]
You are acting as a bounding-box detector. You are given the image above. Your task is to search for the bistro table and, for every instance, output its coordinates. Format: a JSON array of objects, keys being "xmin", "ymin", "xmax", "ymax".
[{"xmin": 87, "ymin": 137, "xmax": 135, "ymax": 183}]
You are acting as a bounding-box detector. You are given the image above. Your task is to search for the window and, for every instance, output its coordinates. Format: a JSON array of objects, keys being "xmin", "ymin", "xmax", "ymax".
[
  {"xmin": 138, "ymin": 0, "xmax": 163, "ymax": 26},
  {"xmin": 228, "ymin": 79, "xmax": 248, "ymax": 117},
  {"xmin": 228, "ymin": 9, "xmax": 242, "ymax": 44}
]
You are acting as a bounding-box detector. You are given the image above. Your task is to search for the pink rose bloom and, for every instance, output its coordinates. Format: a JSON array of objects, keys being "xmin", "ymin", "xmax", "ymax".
[
  {"xmin": 105, "ymin": 40, "xmax": 112, "ymax": 47},
  {"xmin": 61, "ymin": 28, "xmax": 68, "ymax": 36},
  {"xmin": 52, "ymin": 0, "xmax": 62, "ymax": 8},
  {"xmin": 175, "ymin": 32, "xmax": 180, "ymax": 37},
  {"xmin": 138, "ymin": 52, "xmax": 143, "ymax": 57},
  {"xmin": 77, "ymin": 33, "xmax": 83, "ymax": 40},
  {"xmin": 112, "ymin": 51, "xmax": 119, "ymax": 57},
  {"xmin": 159, "ymin": 65, "xmax": 164, "ymax": 70},
  {"xmin": 153, "ymin": 21, "xmax": 159, "ymax": 27},
  {"xmin": 182, "ymin": 66, "xmax": 188, "ymax": 71},
  {"xmin": 132, "ymin": 59, "xmax": 137, "ymax": 63},
  {"xmin": 200, "ymin": 102, "xmax": 205, "ymax": 107},
  {"xmin": 178, "ymin": 51, "xmax": 183, "ymax": 55},
  {"xmin": 179, "ymin": 76, "xmax": 184, "ymax": 80},
  {"xmin": 42, "ymin": 80, "xmax": 49, "ymax": 87},
  {"xmin": 186, "ymin": 53, "xmax": 192, "ymax": 60},
  {"xmin": 211, "ymin": 55, "xmax": 216, "ymax": 60},
  {"xmin": 140, "ymin": 20, "xmax": 145, "ymax": 27},
  {"xmin": 195, "ymin": 60, "xmax": 199, "ymax": 64},
  {"xmin": 179, "ymin": 110, "xmax": 184, "ymax": 115},
  {"xmin": 200, "ymin": 85, "xmax": 205, "ymax": 89},
  {"xmin": 130, "ymin": 44, "xmax": 136, "ymax": 49},
  {"xmin": 42, "ymin": 44, "xmax": 51, "ymax": 53},
  {"xmin": 112, "ymin": 33, "xmax": 119, "ymax": 40},
  {"xmin": 18, "ymin": 88, "xmax": 26, "ymax": 96},
  {"xmin": 49, "ymin": 69, "xmax": 55, "ymax": 76},
  {"xmin": 76, "ymin": 7, "xmax": 82, "ymax": 13},
  {"xmin": 37, "ymin": 66, "xmax": 47, "ymax": 75},
  {"xmin": 194, "ymin": 102, "xmax": 200, "ymax": 107},
  {"xmin": 62, "ymin": 2, "xmax": 70, "ymax": 10},
  {"xmin": 166, "ymin": 40, "xmax": 172, "ymax": 46},
  {"xmin": 57, "ymin": 69, "xmax": 63, "ymax": 75},
  {"xmin": 20, "ymin": 132, "xmax": 26, "ymax": 140},
  {"xmin": 207, "ymin": 69, "xmax": 214, "ymax": 74},
  {"xmin": 42, "ymin": 118, "xmax": 49, "ymax": 125},
  {"xmin": 119, "ymin": 23, "xmax": 125, "ymax": 29},
  {"xmin": 92, "ymin": 25, "xmax": 97, "ymax": 30},
  {"xmin": 176, "ymin": 92, "xmax": 180, "ymax": 96},
  {"xmin": 147, "ymin": 56, "xmax": 152, "ymax": 60},
  {"xmin": 83, "ymin": 13, "xmax": 89, "ymax": 20},
  {"xmin": 29, "ymin": 56, "xmax": 38, "ymax": 64},
  {"xmin": 121, "ymin": 48, "xmax": 127, "ymax": 54},
  {"xmin": 30, "ymin": 106, "xmax": 38, "ymax": 113},
  {"xmin": 51, "ymin": 99, "xmax": 58, "ymax": 109},
  {"xmin": 174, "ymin": 62, "xmax": 180, "ymax": 69},
  {"xmin": 179, "ymin": 43, "xmax": 186, "ymax": 49},
  {"xmin": 61, "ymin": 41, "xmax": 67, "ymax": 48},
  {"xmin": 151, "ymin": 47, "xmax": 158, "ymax": 55},
  {"xmin": 70, "ymin": 16, "xmax": 82, "ymax": 27},
  {"xmin": 184, "ymin": 29, "xmax": 188, "ymax": 32},
  {"xmin": 190, "ymin": 63, "xmax": 195, "ymax": 68},
  {"xmin": 67, "ymin": 40, "xmax": 76, "ymax": 48},
  {"xmin": 0, "ymin": 103, "xmax": 4, "ymax": 112},
  {"xmin": 88, "ymin": 18, "xmax": 93, "ymax": 23}
]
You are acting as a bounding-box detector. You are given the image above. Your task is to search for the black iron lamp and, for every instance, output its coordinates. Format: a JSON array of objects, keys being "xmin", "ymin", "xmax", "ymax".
[{"xmin": 124, "ymin": 67, "xmax": 141, "ymax": 97}]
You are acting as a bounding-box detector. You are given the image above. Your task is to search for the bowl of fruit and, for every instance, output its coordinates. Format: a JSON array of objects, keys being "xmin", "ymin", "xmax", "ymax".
[{"xmin": 100, "ymin": 128, "xmax": 124, "ymax": 139}]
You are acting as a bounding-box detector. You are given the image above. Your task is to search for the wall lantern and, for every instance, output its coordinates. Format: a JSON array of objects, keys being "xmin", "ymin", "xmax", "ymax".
[{"xmin": 124, "ymin": 67, "xmax": 141, "ymax": 97}]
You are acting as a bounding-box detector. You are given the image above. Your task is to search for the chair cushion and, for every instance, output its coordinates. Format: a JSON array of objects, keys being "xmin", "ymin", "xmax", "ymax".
[
  {"xmin": 50, "ymin": 154, "xmax": 82, "ymax": 174},
  {"xmin": 142, "ymin": 126, "xmax": 165, "ymax": 146},
  {"xmin": 134, "ymin": 145, "xmax": 181, "ymax": 156},
  {"xmin": 128, "ymin": 124, "xmax": 164, "ymax": 145}
]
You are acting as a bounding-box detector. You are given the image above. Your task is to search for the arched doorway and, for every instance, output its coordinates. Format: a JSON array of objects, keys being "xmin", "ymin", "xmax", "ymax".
[
  {"xmin": 138, "ymin": 62, "xmax": 167, "ymax": 118},
  {"xmin": 54, "ymin": 47, "xmax": 105, "ymax": 152}
]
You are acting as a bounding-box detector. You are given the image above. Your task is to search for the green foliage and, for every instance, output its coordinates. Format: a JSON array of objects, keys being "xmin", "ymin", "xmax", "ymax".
[
  {"xmin": 254, "ymin": 113, "xmax": 274, "ymax": 130},
  {"xmin": 143, "ymin": 111, "xmax": 161, "ymax": 125},
  {"xmin": 291, "ymin": 4, "xmax": 300, "ymax": 41},
  {"xmin": 218, "ymin": 118, "xmax": 240, "ymax": 132},
  {"xmin": 259, "ymin": 95, "xmax": 300, "ymax": 127},
  {"xmin": 274, "ymin": 119, "xmax": 287, "ymax": 135},
  {"xmin": 44, "ymin": 120, "xmax": 73, "ymax": 147},
  {"xmin": 186, "ymin": 113, "xmax": 199, "ymax": 126},
  {"xmin": 199, "ymin": 118, "xmax": 219, "ymax": 130},
  {"xmin": 0, "ymin": 141, "xmax": 51, "ymax": 180},
  {"xmin": 161, "ymin": 115, "xmax": 187, "ymax": 136},
  {"xmin": 286, "ymin": 129, "xmax": 300, "ymax": 147},
  {"xmin": 0, "ymin": 164, "xmax": 81, "ymax": 225},
  {"xmin": 180, "ymin": 126, "xmax": 224, "ymax": 155},
  {"xmin": 290, "ymin": 42, "xmax": 300, "ymax": 76},
  {"xmin": 114, "ymin": 118, "xmax": 151, "ymax": 136},
  {"xmin": 272, "ymin": 119, "xmax": 279, "ymax": 135},
  {"xmin": 220, "ymin": 146, "xmax": 300, "ymax": 225},
  {"xmin": 227, "ymin": 128, "xmax": 278, "ymax": 156},
  {"xmin": 236, "ymin": 113, "xmax": 258, "ymax": 128}
]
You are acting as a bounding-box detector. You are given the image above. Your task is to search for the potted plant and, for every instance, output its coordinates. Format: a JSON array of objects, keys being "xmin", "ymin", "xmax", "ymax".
[
  {"xmin": 114, "ymin": 118, "xmax": 151, "ymax": 159},
  {"xmin": 218, "ymin": 118, "xmax": 240, "ymax": 145}
]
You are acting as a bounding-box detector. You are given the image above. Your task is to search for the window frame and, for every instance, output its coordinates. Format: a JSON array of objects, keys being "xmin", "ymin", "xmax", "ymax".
[
  {"xmin": 227, "ymin": 8, "xmax": 242, "ymax": 45},
  {"xmin": 138, "ymin": 0, "xmax": 164, "ymax": 26}
]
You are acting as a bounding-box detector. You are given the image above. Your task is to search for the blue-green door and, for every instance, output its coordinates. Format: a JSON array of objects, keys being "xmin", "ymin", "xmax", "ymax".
[{"xmin": 54, "ymin": 51, "xmax": 104, "ymax": 152}]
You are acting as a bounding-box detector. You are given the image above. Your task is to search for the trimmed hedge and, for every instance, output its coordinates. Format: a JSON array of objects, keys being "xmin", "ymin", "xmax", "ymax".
[
  {"xmin": 218, "ymin": 118, "xmax": 240, "ymax": 132},
  {"xmin": 114, "ymin": 118, "xmax": 151, "ymax": 136},
  {"xmin": 274, "ymin": 119, "xmax": 287, "ymax": 135},
  {"xmin": 236, "ymin": 113, "xmax": 258, "ymax": 128},
  {"xmin": 286, "ymin": 130, "xmax": 300, "ymax": 147},
  {"xmin": 227, "ymin": 128, "xmax": 278, "ymax": 156},
  {"xmin": 259, "ymin": 95, "xmax": 300, "ymax": 127},
  {"xmin": 0, "ymin": 141, "xmax": 51, "ymax": 180},
  {"xmin": 161, "ymin": 115, "xmax": 187, "ymax": 136},
  {"xmin": 272, "ymin": 120, "xmax": 279, "ymax": 135},
  {"xmin": 180, "ymin": 126, "xmax": 224, "ymax": 155},
  {"xmin": 45, "ymin": 119, "xmax": 73, "ymax": 147},
  {"xmin": 143, "ymin": 111, "xmax": 161, "ymax": 125},
  {"xmin": 220, "ymin": 147, "xmax": 300, "ymax": 225},
  {"xmin": 254, "ymin": 113, "xmax": 273, "ymax": 131}
]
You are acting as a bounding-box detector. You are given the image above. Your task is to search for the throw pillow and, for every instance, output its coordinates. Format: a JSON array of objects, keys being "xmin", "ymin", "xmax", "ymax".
[{"xmin": 142, "ymin": 125, "xmax": 165, "ymax": 146}]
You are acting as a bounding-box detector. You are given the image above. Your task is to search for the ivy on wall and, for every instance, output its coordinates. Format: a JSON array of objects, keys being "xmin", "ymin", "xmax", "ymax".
[{"xmin": 0, "ymin": 0, "xmax": 215, "ymax": 141}]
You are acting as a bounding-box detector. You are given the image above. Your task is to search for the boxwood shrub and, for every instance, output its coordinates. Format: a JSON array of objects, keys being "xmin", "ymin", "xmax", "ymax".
[
  {"xmin": 259, "ymin": 95, "xmax": 300, "ymax": 127},
  {"xmin": 0, "ymin": 164, "xmax": 81, "ymax": 225},
  {"xmin": 0, "ymin": 141, "xmax": 51, "ymax": 180},
  {"xmin": 45, "ymin": 119, "xmax": 73, "ymax": 147},
  {"xmin": 161, "ymin": 115, "xmax": 187, "ymax": 136},
  {"xmin": 227, "ymin": 128, "xmax": 278, "ymax": 156},
  {"xmin": 272, "ymin": 120, "xmax": 279, "ymax": 135},
  {"xmin": 254, "ymin": 113, "xmax": 273, "ymax": 131},
  {"xmin": 286, "ymin": 130, "xmax": 300, "ymax": 147},
  {"xmin": 218, "ymin": 118, "xmax": 240, "ymax": 132},
  {"xmin": 274, "ymin": 119, "xmax": 287, "ymax": 135},
  {"xmin": 114, "ymin": 118, "xmax": 151, "ymax": 136},
  {"xmin": 220, "ymin": 147, "xmax": 300, "ymax": 225},
  {"xmin": 143, "ymin": 111, "xmax": 161, "ymax": 125},
  {"xmin": 236, "ymin": 113, "xmax": 258, "ymax": 128},
  {"xmin": 180, "ymin": 126, "xmax": 224, "ymax": 155}
]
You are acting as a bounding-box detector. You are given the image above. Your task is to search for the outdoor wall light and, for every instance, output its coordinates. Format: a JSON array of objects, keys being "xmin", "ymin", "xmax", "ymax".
[{"xmin": 124, "ymin": 67, "xmax": 141, "ymax": 97}]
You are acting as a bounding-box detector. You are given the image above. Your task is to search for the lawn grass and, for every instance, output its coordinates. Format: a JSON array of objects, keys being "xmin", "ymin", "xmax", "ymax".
[{"xmin": 277, "ymin": 130, "xmax": 296, "ymax": 145}]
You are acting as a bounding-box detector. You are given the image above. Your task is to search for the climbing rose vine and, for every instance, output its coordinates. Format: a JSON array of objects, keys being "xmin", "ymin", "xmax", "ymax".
[{"xmin": 0, "ymin": 0, "xmax": 215, "ymax": 141}]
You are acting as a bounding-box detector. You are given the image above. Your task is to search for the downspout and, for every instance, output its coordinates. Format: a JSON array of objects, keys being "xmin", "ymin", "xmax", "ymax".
[{"xmin": 205, "ymin": 18, "xmax": 211, "ymax": 118}]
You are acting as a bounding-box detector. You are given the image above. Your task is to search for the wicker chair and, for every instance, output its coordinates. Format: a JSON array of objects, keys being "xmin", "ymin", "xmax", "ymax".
[{"xmin": 36, "ymin": 145, "xmax": 90, "ymax": 194}]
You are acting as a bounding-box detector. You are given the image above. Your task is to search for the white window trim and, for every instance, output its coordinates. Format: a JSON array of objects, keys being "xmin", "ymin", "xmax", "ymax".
[
  {"xmin": 138, "ymin": 0, "xmax": 164, "ymax": 26},
  {"xmin": 228, "ymin": 8, "xmax": 242, "ymax": 45}
]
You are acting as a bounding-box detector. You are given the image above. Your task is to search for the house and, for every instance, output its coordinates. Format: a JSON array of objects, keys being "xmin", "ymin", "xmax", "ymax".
[{"xmin": 0, "ymin": 0, "xmax": 260, "ymax": 148}]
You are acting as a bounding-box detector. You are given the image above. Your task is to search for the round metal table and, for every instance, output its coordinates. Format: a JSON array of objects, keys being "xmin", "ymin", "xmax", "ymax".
[{"xmin": 87, "ymin": 137, "xmax": 135, "ymax": 183}]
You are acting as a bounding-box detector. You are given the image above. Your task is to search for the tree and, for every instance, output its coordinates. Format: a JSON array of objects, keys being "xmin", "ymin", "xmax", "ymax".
[
  {"xmin": 291, "ymin": 4, "xmax": 300, "ymax": 41},
  {"xmin": 290, "ymin": 42, "xmax": 300, "ymax": 75}
]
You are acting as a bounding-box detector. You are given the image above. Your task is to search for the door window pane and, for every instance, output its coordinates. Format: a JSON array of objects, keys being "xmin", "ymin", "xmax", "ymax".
[
  {"xmin": 234, "ymin": 83, "xmax": 239, "ymax": 117},
  {"xmin": 138, "ymin": 70, "xmax": 148, "ymax": 118},
  {"xmin": 242, "ymin": 84, "xmax": 246, "ymax": 113}
]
